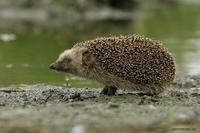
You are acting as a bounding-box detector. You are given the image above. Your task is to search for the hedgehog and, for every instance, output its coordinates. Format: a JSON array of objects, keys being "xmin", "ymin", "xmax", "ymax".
[{"xmin": 50, "ymin": 35, "xmax": 176, "ymax": 95}]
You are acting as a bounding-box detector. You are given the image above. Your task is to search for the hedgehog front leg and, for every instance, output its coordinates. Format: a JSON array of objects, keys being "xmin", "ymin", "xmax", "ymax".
[{"xmin": 100, "ymin": 86, "xmax": 117, "ymax": 96}]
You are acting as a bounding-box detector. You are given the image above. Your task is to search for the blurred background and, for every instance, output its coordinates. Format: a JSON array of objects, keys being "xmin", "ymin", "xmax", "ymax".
[{"xmin": 0, "ymin": 0, "xmax": 200, "ymax": 88}]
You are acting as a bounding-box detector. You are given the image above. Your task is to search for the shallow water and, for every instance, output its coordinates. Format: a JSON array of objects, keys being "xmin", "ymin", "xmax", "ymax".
[{"xmin": 0, "ymin": 3, "xmax": 200, "ymax": 87}]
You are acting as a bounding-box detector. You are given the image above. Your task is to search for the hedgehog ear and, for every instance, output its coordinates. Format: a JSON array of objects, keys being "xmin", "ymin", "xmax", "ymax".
[{"xmin": 82, "ymin": 50, "xmax": 95, "ymax": 67}]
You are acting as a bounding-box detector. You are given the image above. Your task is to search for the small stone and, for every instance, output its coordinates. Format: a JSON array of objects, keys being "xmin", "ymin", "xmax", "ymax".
[
  {"xmin": 108, "ymin": 102, "xmax": 120, "ymax": 109},
  {"xmin": 70, "ymin": 93, "xmax": 81, "ymax": 99},
  {"xmin": 70, "ymin": 125, "xmax": 85, "ymax": 133},
  {"xmin": 148, "ymin": 105, "xmax": 156, "ymax": 110}
]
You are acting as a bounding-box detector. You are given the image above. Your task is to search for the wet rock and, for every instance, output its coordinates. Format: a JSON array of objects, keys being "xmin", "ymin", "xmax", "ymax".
[
  {"xmin": 138, "ymin": 96, "xmax": 159, "ymax": 105},
  {"xmin": 0, "ymin": 0, "xmax": 139, "ymax": 31},
  {"xmin": 173, "ymin": 75, "xmax": 200, "ymax": 89},
  {"xmin": 107, "ymin": 102, "xmax": 120, "ymax": 109},
  {"xmin": 0, "ymin": 75, "xmax": 200, "ymax": 133},
  {"xmin": 70, "ymin": 124, "xmax": 86, "ymax": 133}
]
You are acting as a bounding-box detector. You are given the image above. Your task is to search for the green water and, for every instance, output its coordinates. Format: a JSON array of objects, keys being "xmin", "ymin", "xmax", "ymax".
[{"xmin": 0, "ymin": 3, "xmax": 200, "ymax": 88}]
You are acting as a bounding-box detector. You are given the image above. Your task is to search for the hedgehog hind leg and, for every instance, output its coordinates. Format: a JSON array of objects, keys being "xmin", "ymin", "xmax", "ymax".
[
  {"xmin": 100, "ymin": 86, "xmax": 117, "ymax": 96},
  {"xmin": 148, "ymin": 84, "xmax": 166, "ymax": 95}
]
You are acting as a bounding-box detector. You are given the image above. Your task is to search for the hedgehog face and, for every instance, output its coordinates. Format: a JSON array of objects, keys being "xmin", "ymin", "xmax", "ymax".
[{"xmin": 50, "ymin": 47, "xmax": 84, "ymax": 74}]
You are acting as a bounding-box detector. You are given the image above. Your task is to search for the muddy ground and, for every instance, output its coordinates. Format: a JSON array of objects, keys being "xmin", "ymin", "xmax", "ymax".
[{"xmin": 0, "ymin": 75, "xmax": 200, "ymax": 133}]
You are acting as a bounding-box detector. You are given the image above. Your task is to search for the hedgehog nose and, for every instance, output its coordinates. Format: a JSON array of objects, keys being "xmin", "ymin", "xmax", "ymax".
[{"xmin": 49, "ymin": 63, "xmax": 56, "ymax": 70}]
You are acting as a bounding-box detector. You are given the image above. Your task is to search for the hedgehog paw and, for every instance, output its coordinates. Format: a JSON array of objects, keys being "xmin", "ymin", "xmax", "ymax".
[{"xmin": 100, "ymin": 86, "xmax": 117, "ymax": 96}]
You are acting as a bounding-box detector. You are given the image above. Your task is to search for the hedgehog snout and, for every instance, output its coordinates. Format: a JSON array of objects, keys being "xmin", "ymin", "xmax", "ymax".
[
  {"xmin": 49, "ymin": 63, "xmax": 57, "ymax": 70},
  {"xmin": 49, "ymin": 62, "xmax": 65, "ymax": 72}
]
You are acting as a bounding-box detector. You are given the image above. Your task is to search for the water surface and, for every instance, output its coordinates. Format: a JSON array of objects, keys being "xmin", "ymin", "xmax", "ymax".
[{"xmin": 0, "ymin": 3, "xmax": 200, "ymax": 87}]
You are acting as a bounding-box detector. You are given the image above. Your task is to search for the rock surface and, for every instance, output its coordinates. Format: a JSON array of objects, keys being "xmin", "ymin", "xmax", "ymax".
[
  {"xmin": 0, "ymin": 0, "xmax": 139, "ymax": 32},
  {"xmin": 0, "ymin": 75, "xmax": 200, "ymax": 133}
]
